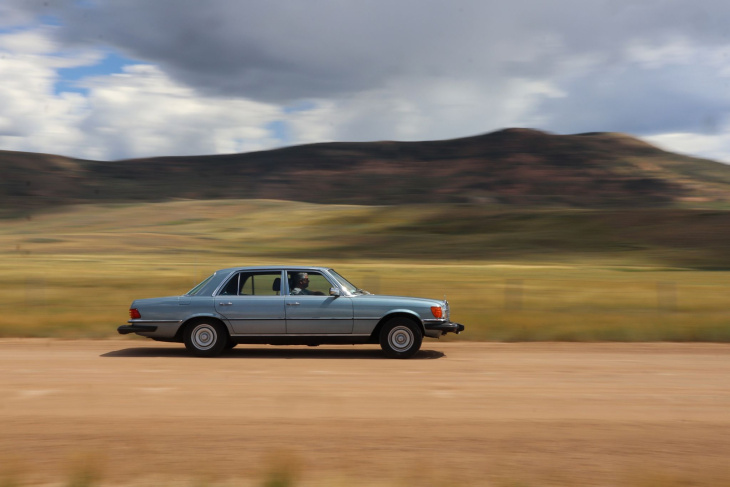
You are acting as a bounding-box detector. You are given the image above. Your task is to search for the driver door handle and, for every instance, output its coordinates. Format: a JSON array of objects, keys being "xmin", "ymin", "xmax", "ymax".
[{"xmin": 287, "ymin": 302, "xmax": 300, "ymax": 306}]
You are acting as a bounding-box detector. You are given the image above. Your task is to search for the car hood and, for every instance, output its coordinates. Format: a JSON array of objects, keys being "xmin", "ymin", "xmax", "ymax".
[{"xmin": 351, "ymin": 294, "xmax": 443, "ymax": 306}]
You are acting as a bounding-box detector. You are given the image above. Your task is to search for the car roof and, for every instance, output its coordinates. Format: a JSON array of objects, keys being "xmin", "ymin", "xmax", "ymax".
[{"xmin": 216, "ymin": 265, "xmax": 332, "ymax": 274}]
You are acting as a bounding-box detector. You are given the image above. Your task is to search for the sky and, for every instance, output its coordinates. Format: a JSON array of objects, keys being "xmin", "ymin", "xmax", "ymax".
[{"xmin": 1, "ymin": 0, "xmax": 730, "ymax": 162}]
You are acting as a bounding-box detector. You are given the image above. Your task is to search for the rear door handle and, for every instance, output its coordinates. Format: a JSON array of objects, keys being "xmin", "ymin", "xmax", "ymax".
[{"xmin": 219, "ymin": 302, "xmax": 233, "ymax": 306}]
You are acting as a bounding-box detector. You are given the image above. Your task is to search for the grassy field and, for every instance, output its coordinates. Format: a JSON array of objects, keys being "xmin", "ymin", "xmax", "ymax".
[{"xmin": 0, "ymin": 199, "xmax": 728, "ymax": 341}]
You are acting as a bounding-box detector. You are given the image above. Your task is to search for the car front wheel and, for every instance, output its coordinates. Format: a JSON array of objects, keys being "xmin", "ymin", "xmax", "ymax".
[
  {"xmin": 379, "ymin": 318, "xmax": 423, "ymax": 359},
  {"xmin": 184, "ymin": 320, "xmax": 228, "ymax": 357}
]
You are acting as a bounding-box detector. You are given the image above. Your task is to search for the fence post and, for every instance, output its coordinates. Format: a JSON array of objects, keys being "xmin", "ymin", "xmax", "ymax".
[
  {"xmin": 505, "ymin": 279, "xmax": 523, "ymax": 310},
  {"xmin": 26, "ymin": 278, "xmax": 46, "ymax": 309},
  {"xmin": 657, "ymin": 281, "xmax": 676, "ymax": 312}
]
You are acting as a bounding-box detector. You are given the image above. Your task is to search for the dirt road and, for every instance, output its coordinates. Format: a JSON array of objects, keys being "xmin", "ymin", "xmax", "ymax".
[{"xmin": 2, "ymin": 339, "xmax": 730, "ymax": 486}]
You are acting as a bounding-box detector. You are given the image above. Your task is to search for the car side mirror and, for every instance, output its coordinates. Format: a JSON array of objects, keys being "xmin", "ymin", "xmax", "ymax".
[{"xmin": 329, "ymin": 287, "xmax": 341, "ymax": 297}]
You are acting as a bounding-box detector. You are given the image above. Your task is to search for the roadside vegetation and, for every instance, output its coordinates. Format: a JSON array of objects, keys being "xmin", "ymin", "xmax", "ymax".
[
  {"xmin": 2, "ymin": 453, "xmax": 729, "ymax": 487},
  {"xmin": 0, "ymin": 199, "xmax": 728, "ymax": 341}
]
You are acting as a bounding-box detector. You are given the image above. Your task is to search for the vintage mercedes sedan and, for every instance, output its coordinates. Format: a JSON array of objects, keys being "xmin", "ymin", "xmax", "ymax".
[{"xmin": 118, "ymin": 266, "xmax": 464, "ymax": 358}]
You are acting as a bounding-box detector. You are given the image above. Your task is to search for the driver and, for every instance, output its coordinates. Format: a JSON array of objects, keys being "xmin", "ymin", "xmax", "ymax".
[{"xmin": 290, "ymin": 272, "xmax": 314, "ymax": 295}]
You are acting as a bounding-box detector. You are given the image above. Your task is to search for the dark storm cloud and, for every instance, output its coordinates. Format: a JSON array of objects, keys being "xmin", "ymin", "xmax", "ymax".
[
  {"xmin": 20, "ymin": 0, "xmax": 726, "ymax": 121},
  {"xmin": 12, "ymin": 1, "xmax": 727, "ymax": 100},
  {"xmin": 8, "ymin": 0, "xmax": 730, "ymax": 157},
  {"xmin": 18, "ymin": 1, "xmax": 730, "ymax": 95},
  {"xmin": 48, "ymin": 0, "xmax": 488, "ymax": 101}
]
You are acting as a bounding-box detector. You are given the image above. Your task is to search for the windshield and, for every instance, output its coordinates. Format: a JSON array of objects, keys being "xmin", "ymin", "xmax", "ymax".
[
  {"xmin": 186, "ymin": 273, "xmax": 215, "ymax": 296},
  {"xmin": 329, "ymin": 269, "xmax": 368, "ymax": 295}
]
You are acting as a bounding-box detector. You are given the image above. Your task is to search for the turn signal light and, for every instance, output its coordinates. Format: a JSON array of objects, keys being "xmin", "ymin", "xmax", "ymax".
[
  {"xmin": 430, "ymin": 306, "xmax": 443, "ymax": 319},
  {"xmin": 129, "ymin": 308, "xmax": 141, "ymax": 319}
]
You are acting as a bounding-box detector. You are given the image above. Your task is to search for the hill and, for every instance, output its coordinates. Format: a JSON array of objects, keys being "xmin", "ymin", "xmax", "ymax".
[
  {"xmin": 3, "ymin": 198, "xmax": 730, "ymax": 268},
  {"xmin": 2, "ymin": 128, "xmax": 730, "ymax": 212}
]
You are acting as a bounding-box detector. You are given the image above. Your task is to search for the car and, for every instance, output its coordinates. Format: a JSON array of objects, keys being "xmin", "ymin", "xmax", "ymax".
[{"xmin": 118, "ymin": 266, "xmax": 464, "ymax": 358}]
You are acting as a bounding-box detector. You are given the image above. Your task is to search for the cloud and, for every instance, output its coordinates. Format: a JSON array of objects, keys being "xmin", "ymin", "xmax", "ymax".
[
  {"xmin": 534, "ymin": 50, "xmax": 730, "ymax": 136},
  {"xmin": 0, "ymin": 28, "xmax": 89, "ymax": 155},
  {"xmin": 286, "ymin": 75, "xmax": 563, "ymax": 145},
  {"xmin": 0, "ymin": 27, "xmax": 282, "ymax": 160},
  {"xmin": 36, "ymin": 1, "xmax": 730, "ymax": 102},
  {"xmin": 2, "ymin": 0, "xmax": 730, "ymax": 162},
  {"xmin": 646, "ymin": 129, "xmax": 730, "ymax": 163},
  {"xmin": 0, "ymin": 0, "xmax": 41, "ymax": 27},
  {"xmin": 74, "ymin": 64, "xmax": 282, "ymax": 159}
]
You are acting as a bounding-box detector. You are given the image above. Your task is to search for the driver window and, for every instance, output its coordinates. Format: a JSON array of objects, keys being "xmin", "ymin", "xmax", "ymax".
[{"xmin": 288, "ymin": 271, "xmax": 331, "ymax": 296}]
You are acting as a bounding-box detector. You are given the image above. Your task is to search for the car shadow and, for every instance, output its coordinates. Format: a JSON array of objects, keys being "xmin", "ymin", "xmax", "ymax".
[{"xmin": 101, "ymin": 347, "xmax": 445, "ymax": 360}]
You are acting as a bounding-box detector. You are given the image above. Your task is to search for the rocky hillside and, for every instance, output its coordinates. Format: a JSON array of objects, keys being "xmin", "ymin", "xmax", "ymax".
[{"xmin": 2, "ymin": 128, "xmax": 730, "ymax": 212}]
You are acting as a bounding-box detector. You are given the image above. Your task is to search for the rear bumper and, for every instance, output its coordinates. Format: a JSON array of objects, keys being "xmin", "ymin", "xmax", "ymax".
[
  {"xmin": 117, "ymin": 324, "xmax": 158, "ymax": 335},
  {"xmin": 423, "ymin": 321, "xmax": 465, "ymax": 334}
]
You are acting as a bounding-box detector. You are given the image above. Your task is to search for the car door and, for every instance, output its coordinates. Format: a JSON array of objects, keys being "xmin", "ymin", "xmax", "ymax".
[
  {"xmin": 285, "ymin": 270, "xmax": 354, "ymax": 334},
  {"xmin": 215, "ymin": 271, "xmax": 286, "ymax": 334}
]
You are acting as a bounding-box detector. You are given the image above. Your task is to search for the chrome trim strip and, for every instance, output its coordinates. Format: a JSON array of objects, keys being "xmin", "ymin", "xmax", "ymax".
[
  {"xmin": 285, "ymin": 317, "xmax": 353, "ymax": 320},
  {"xmin": 128, "ymin": 319, "xmax": 182, "ymax": 324},
  {"xmin": 224, "ymin": 318, "xmax": 355, "ymax": 321},
  {"xmin": 218, "ymin": 317, "xmax": 375, "ymax": 321},
  {"xmin": 225, "ymin": 318, "xmax": 285, "ymax": 320},
  {"xmin": 230, "ymin": 333, "xmax": 371, "ymax": 337}
]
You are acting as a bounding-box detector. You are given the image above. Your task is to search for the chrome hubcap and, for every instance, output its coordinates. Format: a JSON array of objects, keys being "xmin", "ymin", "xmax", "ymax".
[
  {"xmin": 388, "ymin": 326, "xmax": 414, "ymax": 352},
  {"xmin": 191, "ymin": 324, "xmax": 217, "ymax": 350}
]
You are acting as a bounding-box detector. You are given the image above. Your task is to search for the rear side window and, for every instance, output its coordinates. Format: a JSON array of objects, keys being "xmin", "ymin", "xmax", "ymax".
[
  {"xmin": 219, "ymin": 272, "xmax": 283, "ymax": 296},
  {"xmin": 218, "ymin": 273, "xmax": 240, "ymax": 296}
]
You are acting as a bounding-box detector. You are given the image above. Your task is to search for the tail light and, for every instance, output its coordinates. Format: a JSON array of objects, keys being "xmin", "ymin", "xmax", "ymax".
[{"xmin": 129, "ymin": 308, "xmax": 141, "ymax": 319}]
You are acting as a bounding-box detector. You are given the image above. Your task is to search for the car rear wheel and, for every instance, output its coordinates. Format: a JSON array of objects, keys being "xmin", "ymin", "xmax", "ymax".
[
  {"xmin": 184, "ymin": 320, "xmax": 228, "ymax": 357},
  {"xmin": 379, "ymin": 318, "xmax": 422, "ymax": 359}
]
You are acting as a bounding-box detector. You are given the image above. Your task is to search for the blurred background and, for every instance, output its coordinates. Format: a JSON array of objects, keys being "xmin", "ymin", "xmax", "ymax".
[
  {"xmin": 0, "ymin": 197, "xmax": 728, "ymax": 341},
  {"xmin": 2, "ymin": 2, "xmax": 730, "ymax": 486}
]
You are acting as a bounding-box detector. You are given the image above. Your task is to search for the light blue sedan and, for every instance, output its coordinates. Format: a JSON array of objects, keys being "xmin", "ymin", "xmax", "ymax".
[{"xmin": 118, "ymin": 266, "xmax": 464, "ymax": 358}]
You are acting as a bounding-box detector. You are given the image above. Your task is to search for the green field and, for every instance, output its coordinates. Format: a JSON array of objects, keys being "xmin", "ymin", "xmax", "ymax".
[{"xmin": 1, "ymin": 199, "xmax": 728, "ymax": 341}]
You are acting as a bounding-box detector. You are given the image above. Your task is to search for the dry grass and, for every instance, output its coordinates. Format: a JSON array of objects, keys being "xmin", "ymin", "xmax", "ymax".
[
  {"xmin": 0, "ymin": 200, "xmax": 728, "ymax": 340},
  {"xmin": 2, "ymin": 455, "xmax": 730, "ymax": 487}
]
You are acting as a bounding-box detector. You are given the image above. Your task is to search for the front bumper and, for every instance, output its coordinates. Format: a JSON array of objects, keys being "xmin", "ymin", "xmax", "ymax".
[
  {"xmin": 117, "ymin": 324, "xmax": 158, "ymax": 335},
  {"xmin": 424, "ymin": 321, "xmax": 465, "ymax": 335}
]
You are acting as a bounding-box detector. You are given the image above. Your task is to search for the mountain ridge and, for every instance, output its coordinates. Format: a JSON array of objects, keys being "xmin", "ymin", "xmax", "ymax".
[{"xmin": 2, "ymin": 128, "xmax": 730, "ymax": 213}]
